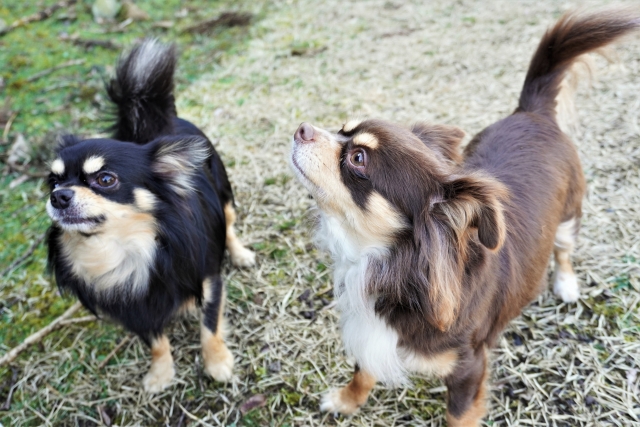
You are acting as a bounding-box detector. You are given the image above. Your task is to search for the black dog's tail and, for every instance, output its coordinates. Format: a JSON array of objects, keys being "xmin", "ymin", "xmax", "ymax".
[
  {"xmin": 518, "ymin": 9, "xmax": 640, "ymax": 117},
  {"xmin": 106, "ymin": 39, "xmax": 177, "ymax": 143}
]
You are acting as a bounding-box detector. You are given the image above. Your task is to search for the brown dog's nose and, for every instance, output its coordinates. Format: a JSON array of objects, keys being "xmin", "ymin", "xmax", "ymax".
[{"xmin": 294, "ymin": 122, "xmax": 315, "ymax": 143}]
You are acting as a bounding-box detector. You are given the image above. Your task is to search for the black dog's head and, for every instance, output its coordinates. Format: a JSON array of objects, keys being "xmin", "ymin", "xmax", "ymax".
[{"xmin": 46, "ymin": 134, "xmax": 211, "ymax": 235}]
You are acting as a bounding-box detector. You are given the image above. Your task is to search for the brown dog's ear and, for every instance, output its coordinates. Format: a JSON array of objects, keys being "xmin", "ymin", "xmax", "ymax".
[
  {"xmin": 150, "ymin": 135, "xmax": 211, "ymax": 196},
  {"xmin": 415, "ymin": 172, "xmax": 507, "ymax": 331},
  {"xmin": 433, "ymin": 172, "xmax": 508, "ymax": 251},
  {"xmin": 411, "ymin": 123, "xmax": 466, "ymax": 164}
]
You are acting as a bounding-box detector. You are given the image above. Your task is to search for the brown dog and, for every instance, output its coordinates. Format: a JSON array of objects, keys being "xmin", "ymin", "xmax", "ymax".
[{"xmin": 290, "ymin": 10, "xmax": 639, "ymax": 425}]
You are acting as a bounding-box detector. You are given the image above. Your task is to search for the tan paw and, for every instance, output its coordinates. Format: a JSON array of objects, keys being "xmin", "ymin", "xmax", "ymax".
[
  {"xmin": 143, "ymin": 363, "xmax": 175, "ymax": 393},
  {"xmin": 230, "ymin": 246, "xmax": 256, "ymax": 268},
  {"xmin": 204, "ymin": 345, "xmax": 234, "ymax": 382},
  {"xmin": 320, "ymin": 389, "xmax": 360, "ymax": 415}
]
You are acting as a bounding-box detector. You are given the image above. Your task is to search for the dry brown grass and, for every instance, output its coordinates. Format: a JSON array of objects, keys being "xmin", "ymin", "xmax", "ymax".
[{"xmin": 3, "ymin": 0, "xmax": 640, "ymax": 425}]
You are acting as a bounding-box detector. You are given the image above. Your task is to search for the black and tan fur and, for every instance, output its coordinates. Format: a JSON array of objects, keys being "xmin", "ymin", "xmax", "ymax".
[{"xmin": 46, "ymin": 40, "xmax": 255, "ymax": 392}]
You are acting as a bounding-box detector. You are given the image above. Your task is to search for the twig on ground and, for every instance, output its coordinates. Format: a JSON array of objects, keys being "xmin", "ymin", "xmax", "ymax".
[
  {"xmin": 182, "ymin": 12, "xmax": 252, "ymax": 34},
  {"xmin": 0, "ymin": 302, "xmax": 83, "ymax": 367},
  {"xmin": 0, "ymin": 233, "xmax": 46, "ymax": 278},
  {"xmin": 2, "ymin": 112, "xmax": 18, "ymax": 144},
  {"xmin": 26, "ymin": 59, "xmax": 85, "ymax": 83},
  {"xmin": 98, "ymin": 336, "xmax": 132, "ymax": 370},
  {"xmin": 0, "ymin": 367, "xmax": 18, "ymax": 411},
  {"xmin": 58, "ymin": 315, "xmax": 97, "ymax": 326},
  {"xmin": 0, "ymin": 0, "xmax": 78, "ymax": 37}
]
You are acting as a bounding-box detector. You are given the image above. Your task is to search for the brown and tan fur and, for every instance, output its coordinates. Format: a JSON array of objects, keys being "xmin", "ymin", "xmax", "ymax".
[{"xmin": 290, "ymin": 10, "xmax": 639, "ymax": 424}]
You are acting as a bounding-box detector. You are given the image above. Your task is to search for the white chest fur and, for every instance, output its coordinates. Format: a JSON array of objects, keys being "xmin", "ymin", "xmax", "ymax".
[{"xmin": 316, "ymin": 215, "xmax": 409, "ymax": 385}]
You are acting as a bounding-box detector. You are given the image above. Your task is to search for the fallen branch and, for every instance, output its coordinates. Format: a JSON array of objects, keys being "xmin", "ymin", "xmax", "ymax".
[
  {"xmin": 0, "ymin": 302, "xmax": 83, "ymax": 367},
  {"xmin": 58, "ymin": 315, "xmax": 97, "ymax": 326},
  {"xmin": 26, "ymin": 59, "xmax": 85, "ymax": 83},
  {"xmin": 98, "ymin": 336, "xmax": 131, "ymax": 370},
  {"xmin": 0, "ymin": 368, "xmax": 18, "ymax": 411},
  {"xmin": 0, "ymin": 233, "xmax": 46, "ymax": 278},
  {"xmin": 0, "ymin": 0, "xmax": 78, "ymax": 37},
  {"xmin": 182, "ymin": 11, "xmax": 252, "ymax": 34}
]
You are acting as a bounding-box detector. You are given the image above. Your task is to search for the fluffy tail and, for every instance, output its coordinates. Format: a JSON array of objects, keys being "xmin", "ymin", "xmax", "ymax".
[
  {"xmin": 518, "ymin": 9, "xmax": 640, "ymax": 116},
  {"xmin": 106, "ymin": 39, "xmax": 177, "ymax": 143}
]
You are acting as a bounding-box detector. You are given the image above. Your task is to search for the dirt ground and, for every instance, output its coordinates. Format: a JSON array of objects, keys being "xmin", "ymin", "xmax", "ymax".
[{"xmin": 3, "ymin": 0, "xmax": 640, "ymax": 425}]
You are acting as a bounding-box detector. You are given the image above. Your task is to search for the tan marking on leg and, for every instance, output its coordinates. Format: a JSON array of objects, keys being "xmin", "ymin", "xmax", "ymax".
[
  {"xmin": 142, "ymin": 335, "xmax": 175, "ymax": 393},
  {"xmin": 553, "ymin": 218, "xmax": 580, "ymax": 302},
  {"xmin": 177, "ymin": 297, "xmax": 198, "ymax": 317},
  {"xmin": 320, "ymin": 368, "xmax": 376, "ymax": 415},
  {"xmin": 201, "ymin": 284, "xmax": 234, "ymax": 382},
  {"xmin": 224, "ymin": 202, "xmax": 255, "ymax": 268},
  {"xmin": 446, "ymin": 362, "xmax": 488, "ymax": 427}
]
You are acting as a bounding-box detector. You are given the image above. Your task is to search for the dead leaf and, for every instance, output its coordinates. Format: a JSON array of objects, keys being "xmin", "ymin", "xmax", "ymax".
[{"xmin": 240, "ymin": 394, "xmax": 266, "ymax": 415}]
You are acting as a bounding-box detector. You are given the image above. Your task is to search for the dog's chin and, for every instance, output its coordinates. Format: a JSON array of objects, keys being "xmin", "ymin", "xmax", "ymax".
[
  {"xmin": 46, "ymin": 203, "xmax": 104, "ymax": 234},
  {"xmin": 290, "ymin": 145, "xmax": 319, "ymax": 196},
  {"xmin": 56, "ymin": 217, "xmax": 104, "ymax": 233}
]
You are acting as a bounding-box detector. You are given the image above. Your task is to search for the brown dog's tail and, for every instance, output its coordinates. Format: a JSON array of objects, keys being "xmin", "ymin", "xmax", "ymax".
[{"xmin": 518, "ymin": 10, "xmax": 640, "ymax": 116}]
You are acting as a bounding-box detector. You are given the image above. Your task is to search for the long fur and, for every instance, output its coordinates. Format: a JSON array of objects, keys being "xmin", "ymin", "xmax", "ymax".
[
  {"xmin": 47, "ymin": 40, "xmax": 237, "ymax": 349},
  {"xmin": 290, "ymin": 8, "xmax": 640, "ymax": 421}
]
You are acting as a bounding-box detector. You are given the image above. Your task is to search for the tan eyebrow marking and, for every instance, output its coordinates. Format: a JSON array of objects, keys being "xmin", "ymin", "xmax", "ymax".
[
  {"xmin": 353, "ymin": 132, "xmax": 379, "ymax": 149},
  {"xmin": 83, "ymin": 156, "xmax": 105, "ymax": 175},
  {"xmin": 51, "ymin": 158, "xmax": 65, "ymax": 175},
  {"xmin": 342, "ymin": 119, "xmax": 362, "ymax": 133}
]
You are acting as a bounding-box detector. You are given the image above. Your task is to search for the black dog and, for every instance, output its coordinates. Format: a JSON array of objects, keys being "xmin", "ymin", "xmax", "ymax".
[{"xmin": 46, "ymin": 39, "xmax": 255, "ymax": 392}]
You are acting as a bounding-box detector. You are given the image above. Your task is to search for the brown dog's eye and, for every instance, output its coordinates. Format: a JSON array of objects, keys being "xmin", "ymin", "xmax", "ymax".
[
  {"xmin": 349, "ymin": 149, "xmax": 367, "ymax": 168},
  {"xmin": 96, "ymin": 172, "xmax": 117, "ymax": 188}
]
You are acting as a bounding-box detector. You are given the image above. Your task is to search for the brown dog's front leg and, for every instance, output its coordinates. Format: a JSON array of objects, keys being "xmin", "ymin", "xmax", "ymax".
[
  {"xmin": 320, "ymin": 365, "xmax": 376, "ymax": 415},
  {"xmin": 445, "ymin": 346, "xmax": 488, "ymax": 427}
]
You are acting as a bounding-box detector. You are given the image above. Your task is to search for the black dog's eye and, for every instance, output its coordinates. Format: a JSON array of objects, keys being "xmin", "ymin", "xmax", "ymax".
[
  {"xmin": 349, "ymin": 149, "xmax": 367, "ymax": 168},
  {"xmin": 96, "ymin": 172, "xmax": 117, "ymax": 188}
]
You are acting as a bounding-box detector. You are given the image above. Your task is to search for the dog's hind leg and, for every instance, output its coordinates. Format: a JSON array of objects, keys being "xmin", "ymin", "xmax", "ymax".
[
  {"xmin": 553, "ymin": 217, "xmax": 580, "ymax": 303},
  {"xmin": 201, "ymin": 276, "xmax": 234, "ymax": 382},
  {"xmin": 143, "ymin": 335, "xmax": 175, "ymax": 393},
  {"xmin": 224, "ymin": 202, "xmax": 256, "ymax": 267},
  {"xmin": 320, "ymin": 365, "xmax": 376, "ymax": 415}
]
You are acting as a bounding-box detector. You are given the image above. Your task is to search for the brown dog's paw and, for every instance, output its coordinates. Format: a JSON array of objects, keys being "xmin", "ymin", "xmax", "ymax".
[{"xmin": 320, "ymin": 388, "xmax": 361, "ymax": 415}]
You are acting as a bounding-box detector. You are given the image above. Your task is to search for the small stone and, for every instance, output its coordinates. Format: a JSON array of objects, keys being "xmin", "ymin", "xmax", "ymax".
[
  {"xmin": 0, "ymin": 18, "xmax": 8, "ymax": 34},
  {"xmin": 268, "ymin": 361, "xmax": 281, "ymax": 373},
  {"xmin": 92, "ymin": 0, "xmax": 121, "ymax": 23},
  {"xmin": 585, "ymin": 395, "xmax": 597, "ymax": 406},
  {"xmin": 122, "ymin": 1, "xmax": 149, "ymax": 21},
  {"xmin": 298, "ymin": 289, "xmax": 311, "ymax": 302},
  {"xmin": 300, "ymin": 310, "xmax": 315, "ymax": 320}
]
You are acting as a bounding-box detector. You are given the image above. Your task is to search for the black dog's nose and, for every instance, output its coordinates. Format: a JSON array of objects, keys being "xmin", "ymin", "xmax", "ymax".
[{"xmin": 50, "ymin": 189, "xmax": 75, "ymax": 209}]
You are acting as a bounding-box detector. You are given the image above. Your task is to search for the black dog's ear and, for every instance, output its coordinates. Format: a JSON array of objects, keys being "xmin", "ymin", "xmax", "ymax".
[
  {"xmin": 411, "ymin": 123, "xmax": 465, "ymax": 164},
  {"xmin": 56, "ymin": 134, "xmax": 82, "ymax": 153},
  {"xmin": 149, "ymin": 135, "xmax": 211, "ymax": 196}
]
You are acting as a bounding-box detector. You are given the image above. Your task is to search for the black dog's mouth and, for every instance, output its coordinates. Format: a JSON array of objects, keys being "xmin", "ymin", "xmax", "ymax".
[{"xmin": 59, "ymin": 215, "xmax": 105, "ymax": 225}]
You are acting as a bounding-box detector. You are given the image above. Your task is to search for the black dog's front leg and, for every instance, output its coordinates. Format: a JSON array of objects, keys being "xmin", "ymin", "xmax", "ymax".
[{"xmin": 142, "ymin": 332, "xmax": 175, "ymax": 393}]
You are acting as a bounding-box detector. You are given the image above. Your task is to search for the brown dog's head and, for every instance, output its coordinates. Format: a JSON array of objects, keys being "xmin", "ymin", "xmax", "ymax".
[{"xmin": 290, "ymin": 119, "xmax": 508, "ymax": 331}]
